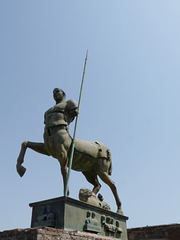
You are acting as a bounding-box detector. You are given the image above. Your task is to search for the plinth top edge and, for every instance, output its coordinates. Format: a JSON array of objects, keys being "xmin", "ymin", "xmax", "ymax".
[{"xmin": 29, "ymin": 196, "xmax": 128, "ymax": 220}]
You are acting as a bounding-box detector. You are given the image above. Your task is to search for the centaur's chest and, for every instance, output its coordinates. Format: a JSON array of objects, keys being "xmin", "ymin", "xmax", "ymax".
[{"xmin": 44, "ymin": 102, "xmax": 67, "ymax": 127}]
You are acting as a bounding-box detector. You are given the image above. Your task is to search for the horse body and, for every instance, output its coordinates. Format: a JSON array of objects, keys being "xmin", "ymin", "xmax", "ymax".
[
  {"xmin": 72, "ymin": 139, "xmax": 112, "ymax": 174},
  {"xmin": 17, "ymin": 125, "xmax": 123, "ymax": 214},
  {"xmin": 43, "ymin": 126, "xmax": 112, "ymax": 174}
]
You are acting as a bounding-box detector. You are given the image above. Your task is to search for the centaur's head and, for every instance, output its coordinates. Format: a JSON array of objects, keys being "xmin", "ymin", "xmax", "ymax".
[{"xmin": 53, "ymin": 88, "xmax": 66, "ymax": 103}]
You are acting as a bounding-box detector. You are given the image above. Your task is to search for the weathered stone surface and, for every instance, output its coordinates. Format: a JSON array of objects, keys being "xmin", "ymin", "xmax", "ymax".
[
  {"xmin": 0, "ymin": 227, "xmax": 124, "ymax": 240},
  {"xmin": 128, "ymin": 223, "xmax": 180, "ymax": 240}
]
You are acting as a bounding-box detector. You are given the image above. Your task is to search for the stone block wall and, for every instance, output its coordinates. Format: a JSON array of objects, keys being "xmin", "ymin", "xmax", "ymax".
[
  {"xmin": 128, "ymin": 223, "xmax": 180, "ymax": 240},
  {"xmin": 0, "ymin": 227, "xmax": 120, "ymax": 240}
]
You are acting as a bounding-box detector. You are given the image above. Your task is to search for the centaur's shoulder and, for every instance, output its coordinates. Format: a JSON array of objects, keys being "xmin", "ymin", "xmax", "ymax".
[{"xmin": 66, "ymin": 99, "xmax": 78, "ymax": 109}]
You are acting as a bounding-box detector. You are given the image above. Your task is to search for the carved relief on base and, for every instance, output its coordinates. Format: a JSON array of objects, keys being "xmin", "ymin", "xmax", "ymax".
[
  {"xmin": 101, "ymin": 215, "xmax": 122, "ymax": 238},
  {"xmin": 83, "ymin": 210, "xmax": 123, "ymax": 238},
  {"xmin": 34, "ymin": 205, "xmax": 56, "ymax": 228},
  {"xmin": 83, "ymin": 211, "xmax": 101, "ymax": 233}
]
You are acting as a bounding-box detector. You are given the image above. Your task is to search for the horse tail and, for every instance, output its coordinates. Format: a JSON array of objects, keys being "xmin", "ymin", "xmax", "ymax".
[{"xmin": 107, "ymin": 149, "xmax": 112, "ymax": 175}]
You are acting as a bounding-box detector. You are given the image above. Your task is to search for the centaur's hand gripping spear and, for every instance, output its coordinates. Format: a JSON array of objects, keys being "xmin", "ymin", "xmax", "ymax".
[{"xmin": 64, "ymin": 51, "xmax": 88, "ymax": 197}]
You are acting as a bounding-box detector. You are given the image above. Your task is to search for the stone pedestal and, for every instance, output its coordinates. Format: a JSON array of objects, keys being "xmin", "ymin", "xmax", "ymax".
[{"xmin": 29, "ymin": 196, "xmax": 128, "ymax": 240}]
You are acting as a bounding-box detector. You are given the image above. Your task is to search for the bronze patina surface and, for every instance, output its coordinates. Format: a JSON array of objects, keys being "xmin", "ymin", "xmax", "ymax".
[
  {"xmin": 29, "ymin": 197, "xmax": 128, "ymax": 239},
  {"xmin": 17, "ymin": 88, "xmax": 123, "ymax": 214}
]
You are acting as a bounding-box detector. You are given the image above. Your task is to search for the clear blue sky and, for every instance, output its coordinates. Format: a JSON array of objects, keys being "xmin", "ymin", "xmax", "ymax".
[{"xmin": 1, "ymin": 0, "xmax": 180, "ymax": 231}]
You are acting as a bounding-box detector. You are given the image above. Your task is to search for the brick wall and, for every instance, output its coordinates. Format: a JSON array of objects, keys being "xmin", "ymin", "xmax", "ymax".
[
  {"xmin": 128, "ymin": 223, "xmax": 180, "ymax": 240},
  {"xmin": 1, "ymin": 223, "xmax": 180, "ymax": 240},
  {"xmin": 0, "ymin": 227, "xmax": 120, "ymax": 240}
]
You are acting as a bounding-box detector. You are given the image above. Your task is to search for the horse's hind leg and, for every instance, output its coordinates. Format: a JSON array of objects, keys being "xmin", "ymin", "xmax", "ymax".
[
  {"xmin": 57, "ymin": 143, "xmax": 70, "ymax": 196},
  {"xmin": 82, "ymin": 171, "xmax": 101, "ymax": 195},
  {"xmin": 17, "ymin": 141, "xmax": 49, "ymax": 177},
  {"xmin": 60, "ymin": 163, "xmax": 69, "ymax": 196},
  {"xmin": 98, "ymin": 172, "xmax": 123, "ymax": 214}
]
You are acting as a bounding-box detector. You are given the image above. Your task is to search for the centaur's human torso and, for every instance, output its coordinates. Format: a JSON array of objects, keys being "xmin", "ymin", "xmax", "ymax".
[
  {"xmin": 43, "ymin": 99, "xmax": 78, "ymax": 159},
  {"xmin": 43, "ymin": 99, "xmax": 111, "ymax": 174},
  {"xmin": 44, "ymin": 99, "xmax": 78, "ymax": 128}
]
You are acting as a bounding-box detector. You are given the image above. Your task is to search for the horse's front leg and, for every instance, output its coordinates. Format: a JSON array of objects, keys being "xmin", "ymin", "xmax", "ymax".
[
  {"xmin": 60, "ymin": 164, "xmax": 69, "ymax": 196},
  {"xmin": 16, "ymin": 141, "xmax": 49, "ymax": 177}
]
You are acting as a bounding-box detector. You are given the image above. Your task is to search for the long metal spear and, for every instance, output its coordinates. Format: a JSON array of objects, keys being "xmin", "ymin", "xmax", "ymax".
[{"xmin": 64, "ymin": 50, "xmax": 88, "ymax": 197}]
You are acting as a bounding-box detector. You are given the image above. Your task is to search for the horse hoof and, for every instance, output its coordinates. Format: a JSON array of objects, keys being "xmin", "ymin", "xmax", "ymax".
[
  {"xmin": 117, "ymin": 208, "xmax": 123, "ymax": 215},
  {"xmin": 17, "ymin": 165, "xmax": 26, "ymax": 177}
]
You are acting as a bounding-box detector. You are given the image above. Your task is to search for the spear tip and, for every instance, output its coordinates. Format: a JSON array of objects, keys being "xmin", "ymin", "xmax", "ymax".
[{"xmin": 86, "ymin": 49, "xmax": 88, "ymax": 59}]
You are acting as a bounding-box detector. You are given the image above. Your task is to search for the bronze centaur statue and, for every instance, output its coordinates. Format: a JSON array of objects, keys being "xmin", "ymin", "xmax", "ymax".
[{"xmin": 16, "ymin": 88, "xmax": 123, "ymax": 214}]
